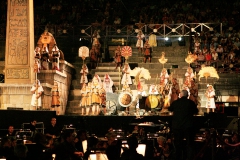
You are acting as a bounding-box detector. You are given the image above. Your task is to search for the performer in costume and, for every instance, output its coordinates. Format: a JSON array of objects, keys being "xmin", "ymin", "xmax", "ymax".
[
  {"xmin": 51, "ymin": 81, "xmax": 60, "ymax": 114},
  {"xmin": 34, "ymin": 47, "xmax": 41, "ymax": 71},
  {"xmin": 143, "ymin": 39, "xmax": 151, "ymax": 63},
  {"xmin": 85, "ymin": 82, "xmax": 92, "ymax": 115},
  {"xmin": 51, "ymin": 45, "xmax": 60, "ymax": 70},
  {"xmin": 205, "ymin": 84, "xmax": 216, "ymax": 113},
  {"xmin": 170, "ymin": 78, "xmax": 180, "ymax": 104},
  {"xmin": 90, "ymin": 46, "xmax": 97, "ymax": 69},
  {"xmin": 121, "ymin": 63, "xmax": 132, "ymax": 85},
  {"xmin": 114, "ymin": 46, "xmax": 122, "ymax": 69},
  {"xmin": 103, "ymin": 74, "xmax": 113, "ymax": 93},
  {"xmin": 149, "ymin": 33, "xmax": 157, "ymax": 49},
  {"xmin": 98, "ymin": 83, "xmax": 106, "ymax": 114},
  {"xmin": 80, "ymin": 83, "xmax": 88, "ymax": 115},
  {"xmin": 41, "ymin": 47, "xmax": 50, "ymax": 70},
  {"xmin": 30, "ymin": 79, "xmax": 44, "ymax": 110},
  {"xmin": 80, "ymin": 64, "xmax": 88, "ymax": 84},
  {"xmin": 149, "ymin": 84, "xmax": 159, "ymax": 95},
  {"xmin": 160, "ymin": 68, "xmax": 169, "ymax": 86},
  {"xmin": 184, "ymin": 67, "xmax": 195, "ymax": 87},
  {"xmin": 136, "ymin": 30, "xmax": 145, "ymax": 53},
  {"xmin": 189, "ymin": 79, "xmax": 198, "ymax": 105},
  {"xmin": 91, "ymin": 75, "xmax": 101, "ymax": 115},
  {"xmin": 94, "ymin": 40, "xmax": 102, "ymax": 63}
]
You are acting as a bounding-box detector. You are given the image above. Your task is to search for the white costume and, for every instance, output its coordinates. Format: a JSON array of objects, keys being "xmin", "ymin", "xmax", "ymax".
[
  {"xmin": 30, "ymin": 81, "xmax": 44, "ymax": 107},
  {"xmin": 103, "ymin": 74, "xmax": 113, "ymax": 93},
  {"xmin": 136, "ymin": 32, "xmax": 145, "ymax": 48},
  {"xmin": 206, "ymin": 87, "xmax": 216, "ymax": 109},
  {"xmin": 121, "ymin": 64, "xmax": 132, "ymax": 85},
  {"xmin": 160, "ymin": 69, "xmax": 169, "ymax": 85},
  {"xmin": 80, "ymin": 64, "xmax": 88, "ymax": 84}
]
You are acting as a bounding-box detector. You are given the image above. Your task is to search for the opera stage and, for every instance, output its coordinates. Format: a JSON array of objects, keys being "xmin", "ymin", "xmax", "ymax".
[{"xmin": 0, "ymin": 110, "xmax": 237, "ymax": 137}]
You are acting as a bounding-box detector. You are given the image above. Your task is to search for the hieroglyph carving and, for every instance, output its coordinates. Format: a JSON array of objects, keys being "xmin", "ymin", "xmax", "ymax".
[
  {"xmin": 7, "ymin": 0, "xmax": 28, "ymax": 65},
  {"xmin": 6, "ymin": 68, "xmax": 29, "ymax": 79}
]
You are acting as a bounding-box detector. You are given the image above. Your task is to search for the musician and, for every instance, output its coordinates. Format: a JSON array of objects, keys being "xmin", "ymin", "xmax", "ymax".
[
  {"xmin": 184, "ymin": 67, "xmax": 194, "ymax": 87},
  {"xmin": 121, "ymin": 63, "xmax": 132, "ymax": 85},
  {"xmin": 154, "ymin": 136, "xmax": 170, "ymax": 159},
  {"xmin": 205, "ymin": 84, "xmax": 216, "ymax": 113},
  {"xmin": 80, "ymin": 64, "xmax": 88, "ymax": 84},
  {"xmin": 80, "ymin": 83, "xmax": 88, "ymax": 115},
  {"xmin": 103, "ymin": 74, "xmax": 113, "ymax": 93},
  {"xmin": 30, "ymin": 79, "xmax": 44, "ymax": 110},
  {"xmin": 114, "ymin": 46, "xmax": 122, "ymax": 69},
  {"xmin": 168, "ymin": 90, "xmax": 198, "ymax": 160},
  {"xmin": 90, "ymin": 46, "xmax": 97, "ymax": 69},
  {"xmin": 136, "ymin": 30, "xmax": 145, "ymax": 53},
  {"xmin": 143, "ymin": 39, "xmax": 151, "ymax": 63},
  {"xmin": 170, "ymin": 78, "xmax": 180, "ymax": 104},
  {"xmin": 45, "ymin": 117, "xmax": 61, "ymax": 139},
  {"xmin": 41, "ymin": 47, "xmax": 50, "ymax": 70},
  {"xmin": 51, "ymin": 81, "xmax": 61, "ymax": 114},
  {"xmin": 51, "ymin": 45, "xmax": 60, "ymax": 70}
]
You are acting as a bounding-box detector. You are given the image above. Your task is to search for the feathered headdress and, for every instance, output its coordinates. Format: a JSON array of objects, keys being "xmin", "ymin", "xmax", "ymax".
[
  {"xmin": 198, "ymin": 66, "xmax": 219, "ymax": 81},
  {"xmin": 130, "ymin": 67, "xmax": 151, "ymax": 84}
]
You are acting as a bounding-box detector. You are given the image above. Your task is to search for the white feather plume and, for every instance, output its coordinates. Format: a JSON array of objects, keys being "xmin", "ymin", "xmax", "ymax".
[
  {"xmin": 130, "ymin": 67, "xmax": 151, "ymax": 84},
  {"xmin": 198, "ymin": 66, "xmax": 219, "ymax": 81}
]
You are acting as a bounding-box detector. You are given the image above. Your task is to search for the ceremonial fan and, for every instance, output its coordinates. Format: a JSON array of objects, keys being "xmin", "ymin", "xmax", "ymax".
[
  {"xmin": 185, "ymin": 51, "xmax": 197, "ymax": 67},
  {"xmin": 78, "ymin": 46, "xmax": 89, "ymax": 64},
  {"xmin": 130, "ymin": 67, "xmax": 151, "ymax": 89},
  {"xmin": 158, "ymin": 52, "xmax": 168, "ymax": 68},
  {"xmin": 121, "ymin": 46, "xmax": 132, "ymax": 63},
  {"xmin": 198, "ymin": 66, "xmax": 219, "ymax": 82}
]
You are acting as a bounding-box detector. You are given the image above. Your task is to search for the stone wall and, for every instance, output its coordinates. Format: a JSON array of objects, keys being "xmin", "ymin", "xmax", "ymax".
[{"xmin": 0, "ymin": 60, "xmax": 74, "ymax": 115}]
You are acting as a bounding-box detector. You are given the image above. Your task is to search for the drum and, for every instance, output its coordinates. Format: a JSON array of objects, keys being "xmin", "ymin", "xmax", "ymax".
[
  {"xmin": 145, "ymin": 95, "xmax": 159, "ymax": 108},
  {"xmin": 118, "ymin": 91, "xmax": 133, "ymax": 107}
]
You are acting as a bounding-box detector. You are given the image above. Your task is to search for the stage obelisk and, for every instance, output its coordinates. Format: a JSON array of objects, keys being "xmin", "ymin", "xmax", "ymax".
[
  {"xmin": 0, "ymin": 0, "xmax": 35, "ymax": 110},
  {"xmin": 5, "ymin": 0, "xmax": 35, "ymax": 84}
]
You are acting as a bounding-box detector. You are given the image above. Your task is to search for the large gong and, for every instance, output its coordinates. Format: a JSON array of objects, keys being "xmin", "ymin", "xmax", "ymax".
[{"xmin": 118, "ymin": 92, "xmax": 133, "ymax": 107}]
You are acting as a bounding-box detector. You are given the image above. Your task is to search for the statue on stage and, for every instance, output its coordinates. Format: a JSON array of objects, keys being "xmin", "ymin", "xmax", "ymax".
[
  {"xmin": 121, "ymin": 63, "xmax": 132, "ymax": 85},
  {"xmin": 37, "ymin": 30, "xmax": 56, "ymax": 54},
  {"xmin": 30, "ymin": 79, "xmax": 44, "ymax": 110},
  {"xmin": 51, "ymin": 81, "xmax": 61, "ymax": 114},
  {"xmin": 80, "ymin": 64, "xmax": 88, "ymax": 84},
  {"xmin": 205, "ymin": 84, "xmax": 216, "ymax": 113},
  {"xmin": 103, "ymin": 74, "xmax": 113, "ymax": 93}
]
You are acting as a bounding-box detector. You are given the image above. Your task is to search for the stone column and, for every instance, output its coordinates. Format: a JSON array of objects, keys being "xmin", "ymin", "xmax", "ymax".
[{"xmin": 5, "ymin": 0, "xmax": 35, "ymax": 84}]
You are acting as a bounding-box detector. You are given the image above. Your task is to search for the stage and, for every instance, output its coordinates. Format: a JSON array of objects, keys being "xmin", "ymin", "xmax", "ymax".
[{"xmin": 0, "ymin": 110, "xmax": 237, "ymax": 137}]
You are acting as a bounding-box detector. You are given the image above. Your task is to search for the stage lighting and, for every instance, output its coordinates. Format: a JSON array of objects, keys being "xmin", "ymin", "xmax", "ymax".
[
  {"xmin": 164, "ymin": 37, "xmax": 172, "ymax": 46},
  {"xmin": 178, "ymin": 37, "xmax": 186, "ymax": 46}
]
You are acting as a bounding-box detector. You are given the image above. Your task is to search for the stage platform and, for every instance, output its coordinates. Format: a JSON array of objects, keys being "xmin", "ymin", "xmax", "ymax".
[{"xmin": 0, "ymin": 110, "xmax": 238, "ymax": 137}]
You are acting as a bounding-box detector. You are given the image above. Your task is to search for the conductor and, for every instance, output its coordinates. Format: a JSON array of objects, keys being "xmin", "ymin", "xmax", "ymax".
[{"xmin": 168, "ymin": 90, "xmax": 198, "ymax": 160}]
